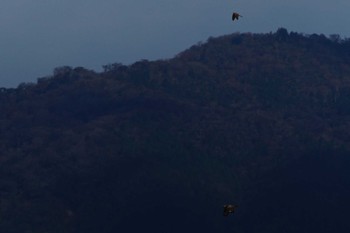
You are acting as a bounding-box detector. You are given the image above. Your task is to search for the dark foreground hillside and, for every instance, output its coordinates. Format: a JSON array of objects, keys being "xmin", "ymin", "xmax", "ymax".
[{"xmin": 0, "ymin": 28, "xmax": 350, "ymax": 233}]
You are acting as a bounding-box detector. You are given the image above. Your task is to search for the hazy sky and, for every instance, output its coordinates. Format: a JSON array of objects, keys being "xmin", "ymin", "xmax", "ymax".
[{"xmin": 1, "ymin": 0, "xmax": 349, "ymax": 87}]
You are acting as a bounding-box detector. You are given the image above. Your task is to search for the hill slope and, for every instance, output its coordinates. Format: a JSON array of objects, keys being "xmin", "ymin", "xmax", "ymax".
[{"xmin": 0, "ymin": 28, "xmax": 350, "ymax": 232}]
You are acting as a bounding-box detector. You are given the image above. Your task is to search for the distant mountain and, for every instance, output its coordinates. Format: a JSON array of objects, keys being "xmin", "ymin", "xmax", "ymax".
[{"xmin": 0, "ymin": 28, "xmax": 350, "ymax": 233}]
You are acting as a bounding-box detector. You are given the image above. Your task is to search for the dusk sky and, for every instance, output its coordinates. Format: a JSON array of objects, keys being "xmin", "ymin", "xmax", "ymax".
[{"xmin": 1, "ymin": 0, "xmax": 349, "ymax": 87}]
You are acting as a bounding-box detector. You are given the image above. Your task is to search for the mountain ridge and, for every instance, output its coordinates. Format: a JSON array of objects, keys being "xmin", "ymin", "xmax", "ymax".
[{"xmin": 0, "ymin": 28, "xmax": 350, "ymax": 232}]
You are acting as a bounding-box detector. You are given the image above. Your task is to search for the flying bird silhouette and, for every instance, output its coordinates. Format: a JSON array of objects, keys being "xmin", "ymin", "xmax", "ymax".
[
  {"xmin": 232, "ymin": 12, "xmax": 242, "ymax": 21},
  {"xmin": 223, "ymin": 204, "xmax": 238, "ymax": 216}
]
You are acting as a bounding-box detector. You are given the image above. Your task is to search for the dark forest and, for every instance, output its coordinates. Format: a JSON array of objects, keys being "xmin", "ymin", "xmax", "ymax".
[{"xmin": 0, "ymin": 28, "xmax": 350, "ymax": 233}]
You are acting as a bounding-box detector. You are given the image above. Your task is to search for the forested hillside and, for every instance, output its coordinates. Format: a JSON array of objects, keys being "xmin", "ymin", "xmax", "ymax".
[{"xmin": 0, "ymin": 28, "xmax": 350, "ymax": 233}]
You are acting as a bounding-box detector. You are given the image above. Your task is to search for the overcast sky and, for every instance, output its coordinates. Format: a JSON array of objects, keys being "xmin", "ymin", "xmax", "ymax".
[{"xmin": 1, "ymin": 0, "xmax": 349, "ymax": 87}]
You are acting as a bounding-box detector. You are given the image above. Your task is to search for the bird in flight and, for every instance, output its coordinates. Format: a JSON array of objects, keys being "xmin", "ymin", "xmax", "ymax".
[
  {"xmin": 223, "ymin": 204, "xmax": 238, "ymax": 216},
  {"xmin": 232, "ymin": 12, "xmax": 242, "ymax": 21}
]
